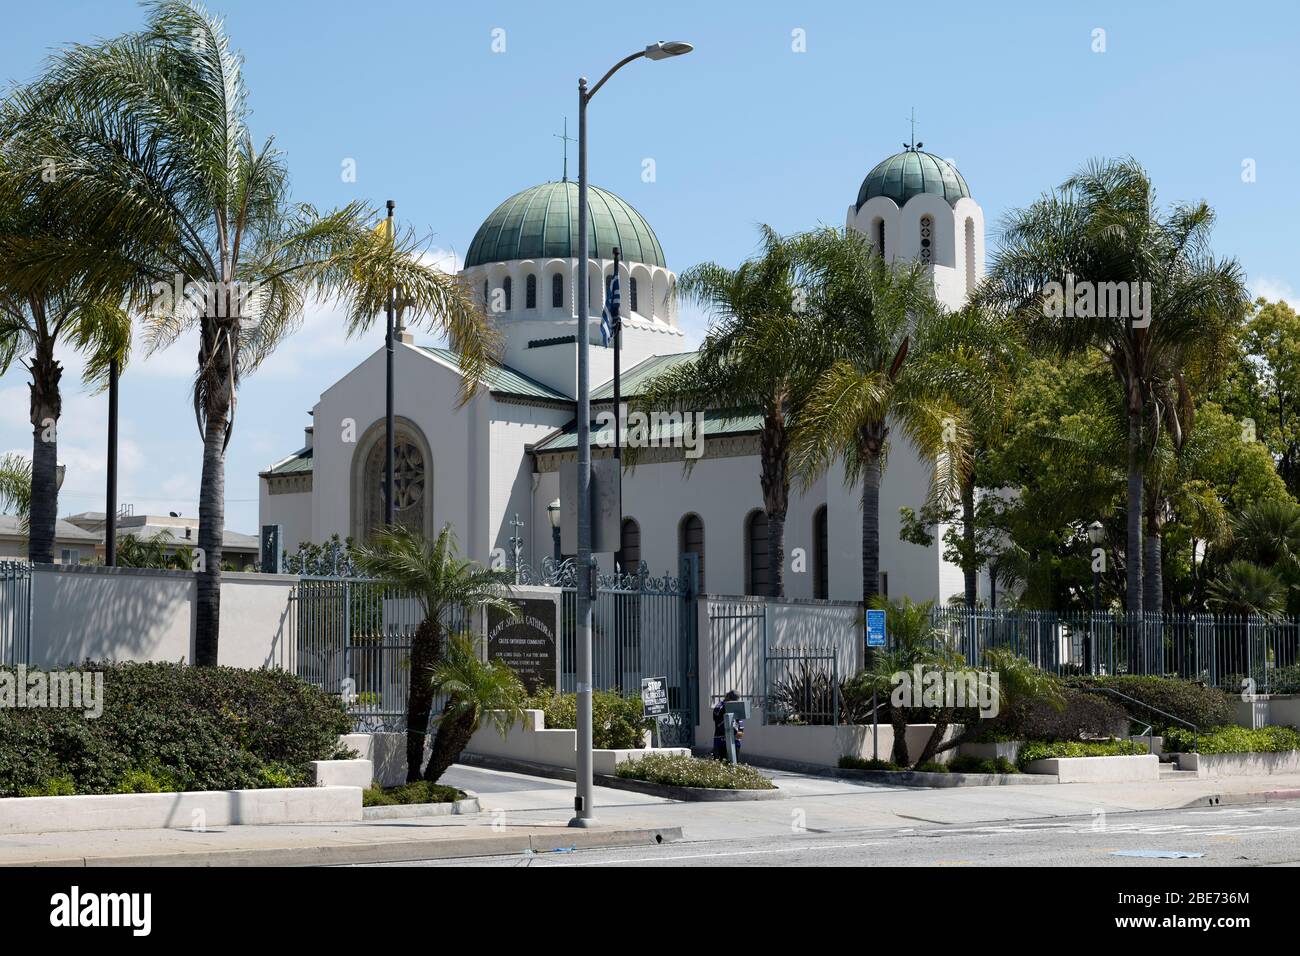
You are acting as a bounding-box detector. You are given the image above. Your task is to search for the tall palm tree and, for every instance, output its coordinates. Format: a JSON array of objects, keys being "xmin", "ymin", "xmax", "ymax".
[
  {"xmin": 983, "ymin": 158, "xmax": 1247, "ymax": 615},
  {"xmin": 0, "ymin": 152, "xmax": 130, "ymax": 564},
  {"xmin": 422, "ymin": 632, "xmax": 526, "ymax": 784},
  {"xmin": 351, "ymin": 524, "xmax": 518, "ymax": 782},
  {"xmin": 635, "ymin": 225, "xmax": 818, "ymax": 598},
  {"xmin": 791, "ymin": 227, "xmax": 968, "ymax": 606},
  {"xmin": 0, "ymin": 1, "xmax": 496, "ymax": 662}
]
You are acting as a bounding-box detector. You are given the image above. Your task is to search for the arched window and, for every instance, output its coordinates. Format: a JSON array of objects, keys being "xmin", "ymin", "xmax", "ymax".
[
  {"xmin": 813, "ymin": 505, "xmax": 829, "ymax": 599},
  {"xmin": 874, "ymin": 218, "xmax": 886, "ymax": 259},
  {"xmin": 525, "ymin": 274, "xmax": 537, "ymax": 309},
  {"xmin": 919, "ymin": 216, "xmax": 933, "ymax": 264},
  {"xmin": 964, "ymin": 217, "xmax": 976, "ymax": 290},
  {"xmin": 745, "ymin": 509, "xmax": 770, "ymax": 597},
  {"xmin": 679, "ymin": 513, "xmax": 705, "ymax": 592},
  {"xmin": 551, "ymin": 272, "xmax": 564, "ymax": 309},
  {"xmin": 616, "ymin": 518, "xmax": 641, "ymax": 574},
  {"xmin": 355, "ymin": 424, "xmax": 429, "ymax": 543},
  {"xmin": 629, "ymin": 276, "xmax": 639, "ymax": 314},
  {"xmin": 502, "ymin": 276, "xmax": 512, "ymax": 311}
]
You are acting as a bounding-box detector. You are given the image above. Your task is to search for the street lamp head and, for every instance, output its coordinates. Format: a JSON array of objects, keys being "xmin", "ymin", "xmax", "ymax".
[
  {"xmin": 645, "ymin": 40, "xmax": 693, "ymax": 60},
  {"xmin": 548, "ymin": 498, "xmax": 562, "ymax": 530},
  {"xmin": 1088, "ymin": 520, "xmax": 1104, "ymax": 545}
]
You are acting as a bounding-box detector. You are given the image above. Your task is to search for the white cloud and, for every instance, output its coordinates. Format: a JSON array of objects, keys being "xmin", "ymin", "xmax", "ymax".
[{"xmin": 1249, "ymin": 276, "xmax": 1298, "ymax": 306}]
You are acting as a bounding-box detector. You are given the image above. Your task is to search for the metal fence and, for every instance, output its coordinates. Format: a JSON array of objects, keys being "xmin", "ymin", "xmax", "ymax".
[
  {"xmin": 0, "ymin": 562, "xmax": 31, "ymax": 667},
  {"xmin": 930, "ymin": 608, "xmax": 1300, "ymax": 693},
  {"xmin": 764, "ymin": 649, "xmax": 840, "ymax": 725}
]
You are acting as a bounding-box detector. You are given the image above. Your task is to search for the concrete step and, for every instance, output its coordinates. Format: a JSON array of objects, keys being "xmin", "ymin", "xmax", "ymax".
[{"xmin": 1158, "ymin": 764, "xmax": 1199, "ymax": 780}]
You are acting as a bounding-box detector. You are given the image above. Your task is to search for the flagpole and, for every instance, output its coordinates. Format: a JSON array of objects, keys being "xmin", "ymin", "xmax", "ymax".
[
  {"xmin": 384, "ymin": 199, "xmax": 396, "ymax": 528},
  {"xmin": 612, "ymin": 246, "xmax": 622, "ymax": 462}
]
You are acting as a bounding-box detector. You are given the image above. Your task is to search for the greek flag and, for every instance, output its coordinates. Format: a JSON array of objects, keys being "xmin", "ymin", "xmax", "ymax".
[{"xmin": 600, "ymin": 272, "xmax": 620, "ymax": 347}]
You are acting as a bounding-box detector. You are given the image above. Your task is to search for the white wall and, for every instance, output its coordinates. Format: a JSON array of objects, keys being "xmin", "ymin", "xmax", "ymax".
[{"xmin": 28, "ymin": 565, "xmax": 296, "ymax": 669}]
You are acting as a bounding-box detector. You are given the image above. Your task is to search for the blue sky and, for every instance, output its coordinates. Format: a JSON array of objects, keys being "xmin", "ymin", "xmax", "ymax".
[{"xmin": 2, "ymin": 0, "xmax": 1298, "ymax": 534}]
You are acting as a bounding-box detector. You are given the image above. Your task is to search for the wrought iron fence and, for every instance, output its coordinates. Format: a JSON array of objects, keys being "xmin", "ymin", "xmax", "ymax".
[
  {"xmin": 764, "ymin": 649, "xmax": 840, "ymax": 726},
  {"xmin": 930, "ymin": 608, "xmax": 1300, "ymax": 693},
  {"xmin": 0, "ymin": 562, "xmax": 31, "ymax": 667}
]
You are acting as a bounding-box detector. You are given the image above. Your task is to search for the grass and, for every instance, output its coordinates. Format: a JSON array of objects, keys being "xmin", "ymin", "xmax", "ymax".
[
  {"xmin": 614, "ymin": 753, "xmax": 775, "ymax": 790},
  {"xmin": 362, "ymin": 781, "xmax": 465, "ymax": 807}
]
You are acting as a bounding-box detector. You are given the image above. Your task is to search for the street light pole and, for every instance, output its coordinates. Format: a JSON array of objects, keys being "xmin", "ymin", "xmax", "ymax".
[
  {"xmin": 570, "ymin": 40, "xmax": 692, "ymax": 829},
  {"xmin": 384, "ymin": 199, "xmax": 396, "ymax": 528},
  {"xmin": 105, "ymin": 358, "xmax": 119, "ymax": 566}
]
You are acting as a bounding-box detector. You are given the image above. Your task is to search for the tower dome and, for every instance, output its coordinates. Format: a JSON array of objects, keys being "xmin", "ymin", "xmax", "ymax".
[
  {"xmin": 464, "ymin": 181, "xmax": 665, "ymax": 268},
  {"xmin": 855, "ymin": 150, "xmax": 970, "ymax": 211}
]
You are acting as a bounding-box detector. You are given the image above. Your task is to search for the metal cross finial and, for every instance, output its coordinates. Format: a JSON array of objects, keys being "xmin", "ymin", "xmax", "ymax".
[
  {"xmin": 904, "ymin": 107, "xmax": 923, "ymax": 152},
  {"xmin": 508, "ymin": 513, "xmax": 526, "ymax": 583},
  {"xmin": 554, "ymin": 118, "xmax": 576, "ymax": 182}
]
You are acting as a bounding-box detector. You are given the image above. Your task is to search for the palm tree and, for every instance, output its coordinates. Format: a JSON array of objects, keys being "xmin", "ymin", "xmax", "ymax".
[
  {"xmin": 0, "ymin": 152, "xmax": 130, "ymax": 564},
  {"xmin": 1207, "ymin": 560, "xmax": 1286, "ymax": 618},
  {"xmin": 0, "ymin": 0, "xmax": 496, "ymax": 664},
  {"xmin": 983, "ymin": 158, "xmax": 1248, "ymax": 616},
  {"xmin": 791, "ymin": 227, "xmax": 968, "ymax": 606},
  {"xmin": 351, "ymin": 524, "xmax": 518, "ymax": 782},
  {"xmin": 634, "ymin": 225, "xmax": 818, "ymax": 598},
  {"xmin": 0, "ymin": 453, "xmax": 32, "ymax": 522},
  {"xmin": 422, "ymin": 632, "xmax": 526, "ymax": 784}
]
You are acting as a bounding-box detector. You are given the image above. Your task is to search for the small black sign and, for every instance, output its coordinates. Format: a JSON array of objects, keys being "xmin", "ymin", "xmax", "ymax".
[
  {"xmin": 641, "ymin": 675, "xmax": 670, "ymax": 718},
  {"xmin": 487, "ymin": 598, "xmax": 558, "ymax": 695}
]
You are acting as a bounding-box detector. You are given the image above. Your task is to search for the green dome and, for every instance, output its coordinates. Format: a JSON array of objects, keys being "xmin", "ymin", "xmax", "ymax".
[
  {"xmin": 855, "ymin": 150, "xmax": 970, "ymax": 211},
  {"xmin": 465, "ymin": 181, "xmax": 666, "ymax": 269}
]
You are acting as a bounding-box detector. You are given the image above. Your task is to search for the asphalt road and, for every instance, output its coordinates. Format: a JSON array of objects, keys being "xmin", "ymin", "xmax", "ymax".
[{"xmin": 380, "ymin": 803, "xmax": 1300, "ymax": 867}]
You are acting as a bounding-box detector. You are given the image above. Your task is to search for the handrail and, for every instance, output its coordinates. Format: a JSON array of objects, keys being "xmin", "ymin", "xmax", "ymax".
[{"xmin": 1079, "ymin": 685, "xmax": 1198, "ymax": 754}]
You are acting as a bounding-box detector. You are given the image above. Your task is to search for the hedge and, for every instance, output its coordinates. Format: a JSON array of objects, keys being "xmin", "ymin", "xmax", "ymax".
[
  {"xmin": 526, "ymin": 689, "xmax": 651, "ymax": 750},
  {"xmin": 614, "ymin": 753, "xmax": 775, "ymax": 790},
  {"xmin": 1018, "ymin": 738, "xmax": 1148, "ymax": 768},
  {"xmin": 1163, "ymin": 725, "xmax": 1300, "ymax": 755},
  {"xmin": 0, "ymin": 662, "xmax": 352, "ymax": 797},
  {"xmin": 1063, "ymin": 675, "xmax": 1237, "ymax": 732}
]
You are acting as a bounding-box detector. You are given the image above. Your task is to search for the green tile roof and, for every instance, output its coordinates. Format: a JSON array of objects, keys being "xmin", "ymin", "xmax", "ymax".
[
  {"xmin": 263, "ymin": 445, "xmax": 312, "ymax": 476},
  {"xmin": 856, "ymin": 150, "xmax": 970, "ymax": 210},
  {"xmin": 533, "ymin": 408, "xmax": 762, "ymax": 453},
  {"xmin": 465, "ymin": 181, "xmax": 666, "ymax": 268},
  {"xmin": 420, "ymin": 347, "xmax": 571, "ymax": 402},
  {"xmin": 591, "ymin": 352, "xmax": 697, "ymax": 400}
]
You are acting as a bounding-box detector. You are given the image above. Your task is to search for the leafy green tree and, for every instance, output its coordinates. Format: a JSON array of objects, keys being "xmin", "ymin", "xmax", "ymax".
[
  {"xmin": 422, "ymin": 632, "xmax": 526, "ymax": 784},
  {"xmin": 0, "ymin": 1, "xmax": 495, "ymax": 663},
  {"xmin": 635, "ymin": 225, "xmax": 818, "ymax": 597},
  {"xmin": 350, "ymin": 525, "xmax": 518, "ymax": 782},
  {"xmin": 791, "ymin": 227, "xmax": 967, "ymax": 605},
  {"xmin": 983, "ymin": 158, "xmax": 1248, "ymax": 616}
]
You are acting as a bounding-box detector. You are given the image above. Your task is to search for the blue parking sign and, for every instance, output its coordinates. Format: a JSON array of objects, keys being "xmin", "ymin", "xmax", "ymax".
[{"xmin": 866, "ymin": 609, "xmax": 887, "ymax": 648}]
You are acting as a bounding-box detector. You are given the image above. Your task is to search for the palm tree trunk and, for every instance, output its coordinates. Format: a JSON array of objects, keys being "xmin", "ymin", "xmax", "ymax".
[
  {"xmin": 423, "ymin": 701, "xmax": 477, "ymax": 784},
  {"xmin": 1125, "ymin": 400, "xmax": 1144, "ymax": 673},
  {"xmin": 767, "ymin": 509, "xmax": 786, "ymax": 599},
  {"xmin": 405, "ymin": 616, "xmax": 443, "ymax": 781},
  {"xmin": 861, "ymin": 428, "xmax": 885, "ymax": 606},
  {"xmin": 194, "ymin": 410, "xmax": 227, "ymax": 665},
  {"xmin": 913, "ymin": 709, "xmax": 952, "ymax": 767},
  {"xmin": 961, "ymin": 476, "xmax": 977, "ymax": 609},
  {"xmin": 27, "ymin": 341, "xmax": 61, "ymax": 565},
  {"xmin": 1142, "ymin": 522, "xmax": 1163, "ymax": 616},
  {"xmin": 889, "ymin": 709, "xmax": 909, "ymax": 766}
]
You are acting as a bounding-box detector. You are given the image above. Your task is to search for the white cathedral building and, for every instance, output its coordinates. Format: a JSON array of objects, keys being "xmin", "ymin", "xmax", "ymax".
[{"xmin": 259, "ymin": 148, "xmax": 986, "ymax": 603}]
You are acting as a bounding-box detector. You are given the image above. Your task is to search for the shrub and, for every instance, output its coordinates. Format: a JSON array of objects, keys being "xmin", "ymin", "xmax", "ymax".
[
  {"xmin": 0, "ymin": 662, "xmax": 352, "ymax": 797},
  {"xmin": 838, "ymin": 756, "xmax": 900, "ymax": 771},
  {"xmin": 526, "ymin": 689, "xmax": 651, "ymax": 750},
  {"xmin": 914, "ymin": 760, "xmax": 949, "ymax": 774},
  {"xmin": 948, "ymin": 755, "xmax": 1019, "ymax": 775},
  {"xmin": 362, "ymin": 781, "xmax": 463, "ymax": 807},
  {"xmin": 1163, "ymin": 724, "xmax": 1300, "ymax": 754},
  {"xmin": 1018, "ymin": 738, "xmax": 1147, "ymax": 768},
  {"xmin": 614, "ymin": 753, "xmax": 775, "ymax": 790},
  {"xmin": 971, "ymin": 686, "xmax": 1129, "ymax": 743},
  {"xmin": 1063, "ymin": 675, "xmax": 1237, "ymax": 732}
]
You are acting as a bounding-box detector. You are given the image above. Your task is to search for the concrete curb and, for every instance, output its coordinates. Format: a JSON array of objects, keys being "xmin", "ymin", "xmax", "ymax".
[
  {"xmin": 1180, "ymin": 788, "xmax": 1300, "ymax": 809},
  {"xmin": 738, "ymin": 754, "xmax": 1057, "ymax": 787},
  {"xmin": 3, "ymin": 825, "xmax": 683, "ymax": 867},
  {"xmin": 458, "ymin": 752, "xmax": 782, "ymax": 800}
]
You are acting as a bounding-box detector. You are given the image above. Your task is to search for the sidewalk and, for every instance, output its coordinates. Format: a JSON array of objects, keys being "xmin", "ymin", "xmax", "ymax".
[{"xmin": 3, "ymin": 766, "xmax": 1299, "ymax": 866}]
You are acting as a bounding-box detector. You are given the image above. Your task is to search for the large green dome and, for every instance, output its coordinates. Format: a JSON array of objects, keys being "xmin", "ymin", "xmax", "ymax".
[
  {"xmin": 855, "ymin": 150, "xmax": 970, "ymax": 211},
  {"xmin": 465, "ymin": 181, "xmax": 666, "ymax": 269}
]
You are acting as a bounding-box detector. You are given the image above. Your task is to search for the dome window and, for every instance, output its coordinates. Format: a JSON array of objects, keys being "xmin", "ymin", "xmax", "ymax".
[
  {"xmin": 502, "ymin": 276, "xmax": 512, "ymax": 311},
  {"xmin": 552, "ymin": 273, "xmax": 564, "ymax": 309},
  {"xmin": 629, "ymin": 276, "xmax": 639, "ymax": 314},
  {"xmin": 525, "ymin": 274, "xmax": 537, "ymax": 309}
]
